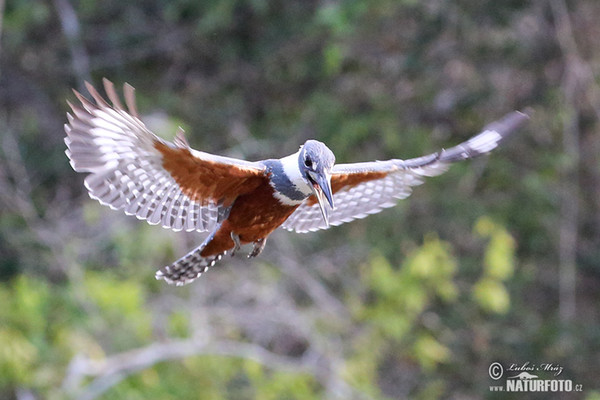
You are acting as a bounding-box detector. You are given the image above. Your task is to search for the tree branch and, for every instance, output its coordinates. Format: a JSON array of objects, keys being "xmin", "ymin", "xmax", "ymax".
[
  {"xmin": 63, "ymin": 338, "xmax": 365, "ymax": 400},
  {"xmin": 52, "ymin": 0, "xmax": 91, "ymax": 84},
  {"xmin": 549, "ymin": 0, "xmax": 582, "ymax": 324},
  {"xmin": 0, "ymin": 0, "xmax": 5, "ymax": 66}
]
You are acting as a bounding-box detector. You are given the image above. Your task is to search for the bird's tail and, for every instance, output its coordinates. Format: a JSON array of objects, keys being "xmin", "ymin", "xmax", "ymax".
[{"xmin": 155, "ymin": 243, "xmax": 227, "ymax": 286}]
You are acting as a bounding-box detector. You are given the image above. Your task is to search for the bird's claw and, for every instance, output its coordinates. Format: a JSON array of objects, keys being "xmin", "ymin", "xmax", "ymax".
[{"xmin": 248, "ymin": 238, "xmax": 267, "ymax": 258}]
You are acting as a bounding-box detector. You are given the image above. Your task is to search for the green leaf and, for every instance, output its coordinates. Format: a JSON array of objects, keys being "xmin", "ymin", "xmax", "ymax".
[
  {"xmin": 475, "ymin": 217, "xmax": 516, "ymax": 281},
  {"xmin": 323, "ymin": 43, "xmax": 344, "ymax": 76},
  {"xmin": 472, "ymin": 278, "xmax": 510, "ymax": 314},
  {"xmin": 413, "ymin": 334, "xmax": 450, "ymax": 371},
  {"xmin": 168, "ymin": 311, "xmax": 191, "ymax": 338},
  {"xmin": 484, "ymin": 229, "xmax": 515, "ymax": 281},
  {"xmin": 0, "ymin": 327, "xmax": 38, "ymax": 386}
]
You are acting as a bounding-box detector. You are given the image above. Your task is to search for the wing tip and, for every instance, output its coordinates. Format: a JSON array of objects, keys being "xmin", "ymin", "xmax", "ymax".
[
  {"xmin": 123, "ymin": 82, "xmax": 139, "ymax": 118},
  {"xmin": 484, "ymin": 109, "xmax": 530, "ymax": 140},
  {"xmin": 436, "ymin": 109, "xmax": 529, "ymax": 163},
  {"xmin": 478, "ymin": 109, "xmax": 530, "ymax": 149}
]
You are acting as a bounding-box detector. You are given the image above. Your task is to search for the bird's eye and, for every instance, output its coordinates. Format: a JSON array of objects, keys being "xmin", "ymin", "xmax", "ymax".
[{"xmin": 304, "ymin": 157, "xmax": 312, "ymax": 169}]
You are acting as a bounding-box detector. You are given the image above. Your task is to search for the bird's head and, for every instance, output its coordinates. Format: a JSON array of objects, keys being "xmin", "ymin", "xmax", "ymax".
[{"xmin": 299, "ymin": 140, "xmax": 335, "ymax": 225}]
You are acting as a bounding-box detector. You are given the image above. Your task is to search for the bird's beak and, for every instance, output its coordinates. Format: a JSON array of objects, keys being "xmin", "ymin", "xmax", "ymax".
[{"xmin": 309, "ymin": 171, "xmax": 334, "ymax": 226}]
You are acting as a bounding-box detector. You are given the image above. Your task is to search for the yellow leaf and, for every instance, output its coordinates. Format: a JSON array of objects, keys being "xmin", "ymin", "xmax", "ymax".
[{"xmin": 472, "ymin": 278, "xmax": 510, "ymax": 314}]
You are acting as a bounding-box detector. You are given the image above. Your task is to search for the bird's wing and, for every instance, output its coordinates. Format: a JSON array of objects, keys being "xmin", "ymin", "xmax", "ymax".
[
  {"xmin": 65, "ymin": 79, "xmax": 267, "ymax": 232},
  {"xmin": 281, "ymin": 111, "xmax": 528, "ymax": 233}
]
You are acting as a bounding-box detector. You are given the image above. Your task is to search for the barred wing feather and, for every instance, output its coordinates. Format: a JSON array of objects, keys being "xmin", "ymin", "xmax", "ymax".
[{"xmin": 65, "ymin": 79, "xmax": 266, "ymax": 233}]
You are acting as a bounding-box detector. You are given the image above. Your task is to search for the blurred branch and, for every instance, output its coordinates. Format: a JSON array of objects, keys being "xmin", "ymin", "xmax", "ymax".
[
  {"xmin": 63, "ymin": 338, "xmax": 364, "ymax": 400},
  {"xmin": 52, "ymin": 0, "xmax": 91, "ymax": 84},
  {"xmin": 0, "ymin": 115, "xmax": 84, "ymax": 284},
  {"xmin": 549, "ymin": 0, "xmax": 600, "ymax": 123},
  {"xmin": 549, "ymin": 0, "xmax": 585, "ymax": 325},
  {"xmin": 0, "ymin": 119, "xmax": 36, "ymax": 219},
  {"xmin": 15, "ymin": 388, "xmax": 37, "ymax": 400},
  {"xmin": 273, "ymin": 234, "xmax": 352, "ymax": 323},
  {"xmin": 0, "ymin": 0, "xmax": 5, "ymax": 64},
  {"xmin": 62, "ymin": 243, "xmax": 368, "ymax": 400}
]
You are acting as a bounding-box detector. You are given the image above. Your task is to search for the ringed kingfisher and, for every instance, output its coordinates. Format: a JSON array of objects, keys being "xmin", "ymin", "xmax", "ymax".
[{"xmin": 64, "ymin": 79, "xmax": 528, "ymax": 286}]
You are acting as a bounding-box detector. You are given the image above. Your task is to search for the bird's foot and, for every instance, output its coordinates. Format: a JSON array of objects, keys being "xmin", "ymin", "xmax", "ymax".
[
  {"xmin": 248, "ymin": 238, "xmax": 267, "ymax": 258},
  {"xmin": 230, "ymin": 232, "xmax": 242, "ymax": 257}
]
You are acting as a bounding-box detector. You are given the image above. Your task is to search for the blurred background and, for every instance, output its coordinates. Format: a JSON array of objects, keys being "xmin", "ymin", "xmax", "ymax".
[{"xmin": 1, "ymin": 0, "xmax": 599, "ymax": 399}]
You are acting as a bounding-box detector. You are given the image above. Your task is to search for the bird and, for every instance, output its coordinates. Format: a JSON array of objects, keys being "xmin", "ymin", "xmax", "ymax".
[
  {"xmin": 64, "ymin": 79, "xmax": 528, "ymax": 286},
  {"xmin": 509, "ymin": 372, "xmax": 539, "ymax": 380}
]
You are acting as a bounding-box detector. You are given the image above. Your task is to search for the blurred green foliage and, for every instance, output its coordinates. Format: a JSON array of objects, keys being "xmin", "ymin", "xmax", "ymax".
[
  {"xmin": 472, "ymin": 217, "xmax": 515, "ymax": 314},
  {"xmin": 1, "ymin": 0, "xmax": 600, "ymax": 398}
]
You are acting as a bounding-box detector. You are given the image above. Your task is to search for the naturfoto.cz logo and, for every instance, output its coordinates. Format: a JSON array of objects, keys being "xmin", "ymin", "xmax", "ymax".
[{"xmin": 488, "ymin": 362, "xmax": 583, "ymax": 393}]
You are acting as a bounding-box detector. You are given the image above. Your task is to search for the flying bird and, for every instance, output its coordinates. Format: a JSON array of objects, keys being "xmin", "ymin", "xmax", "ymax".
[{"xmin": 64, "ymin": 79, "xmax": 528, "ymax": 286}]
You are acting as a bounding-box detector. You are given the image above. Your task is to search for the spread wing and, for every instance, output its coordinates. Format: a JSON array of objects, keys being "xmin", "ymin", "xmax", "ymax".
[
  {"xmin": 281, "ymin": 111, "xmax": 529, "ymax": 233},
  {"xmin": 65, "ymin": 79, "xmax": 267, "ymax": 232}
]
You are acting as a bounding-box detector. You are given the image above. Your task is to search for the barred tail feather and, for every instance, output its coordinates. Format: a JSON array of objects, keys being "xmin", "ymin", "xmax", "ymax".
[{"xmin": 155, "ymin": 243, "xmax": 227, "ymax": 286}]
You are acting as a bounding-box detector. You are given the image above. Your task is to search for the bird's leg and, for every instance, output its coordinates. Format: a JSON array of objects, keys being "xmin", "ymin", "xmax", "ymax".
[
  {"xmin": 230, "ymin": 232, "xmax": 242, "ymax": 257},
  {"xmin": 248, "ymin": 237, "xmax": 267, "ymax": 258}
]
